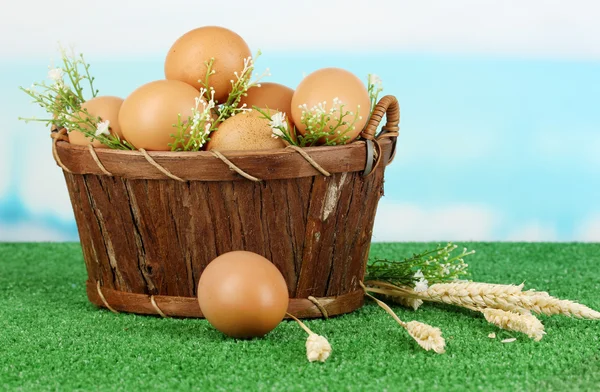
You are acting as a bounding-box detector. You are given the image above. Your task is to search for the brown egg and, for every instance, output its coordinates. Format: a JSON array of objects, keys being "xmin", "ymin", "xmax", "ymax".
[
  {"xmin": 206, "ymin": 109, "xmax": 289, "ymax": 151},
  {"xmin": 68, "ymin": 96, "xmax": 124, "ymax": 148},
  {"xmin": 197, "ymin": 251, "xmax": 289, "ymax": 339},
  {"xmin": 291, "ymin": 67, "xmax": 371, "ymax": 143},
  {"xmin": 239, "ymin": 82, "xmax": 295, "ymax": 124},
  {"xmin": 119, "ymin": 80, "xmax": 201, "ymax": 151},
  {"xmin": 164, "ymin": 26, "xmax": 251, "ymax": 103}
]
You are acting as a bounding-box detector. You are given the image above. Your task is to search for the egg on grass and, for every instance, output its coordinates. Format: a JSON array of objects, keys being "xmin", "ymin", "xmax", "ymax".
[
  {"xmin": 206, "ymin": 109, "xmax": 290, "ymax": 151},
  {"xmin": 291, "ymin": 67, "xmax": 371, "ymax": 144},
  {"xmin": 68, "ymin": 96, "xmax": 124, "ymax": 148},
  {"xmin": 197, "ymin": 251, "xmax": 289, "ymax": 339},
  {"xmin": 164, "ymin": 26, "xmax": 251, "ymax": 102},
  {"xmin": 118, "ymin": 80, "xmax": 202, "ymax": 151}
]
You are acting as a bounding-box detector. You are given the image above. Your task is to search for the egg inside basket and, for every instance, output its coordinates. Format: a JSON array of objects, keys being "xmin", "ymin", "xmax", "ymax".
[{"xmin": 45, "ymin": 26, "xmax": 400, "ymax": 319}]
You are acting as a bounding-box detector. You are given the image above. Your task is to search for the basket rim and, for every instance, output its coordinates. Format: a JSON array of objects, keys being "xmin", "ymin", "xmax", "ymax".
[
  {"xmin": 58, "ymin": 138, "xmax": 370, "ymax": 158},
  {"xmin": 55, "ymin": 137, "xmax": 395, "ymax": 181}
]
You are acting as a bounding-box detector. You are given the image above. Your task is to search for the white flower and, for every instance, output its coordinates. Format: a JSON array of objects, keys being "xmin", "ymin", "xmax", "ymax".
[
  {"xmin": 414, "ymin": 278, "xmax": 429, "ymax": 293},
  {"xmin": 414, "ymin": 270, "xmax": 425, "ymax": 279},
  {"xmin": 95, "ymin": 120, "xmax": 110, "ymax": 137},
  {"xmin": 306, "ymin": 334, "xmax": 331, "ymax": 362},
  {"xmin": 271, "ymin": 128, "xmax": 285, "ymax": 139},
  {"xmin": 369, "ymin": 74, "xmax": 382, "ymax": 87},
  {"xmin": 268, "ymin": 112, "xmax": 288, "ymax": 131},
  {"xmin": 48, "ymin": 68, "xmax": 64, "ymax": 82},
  {"xmin": 441, "ymin": 264, "xmax": 451, "ymax": 276}
]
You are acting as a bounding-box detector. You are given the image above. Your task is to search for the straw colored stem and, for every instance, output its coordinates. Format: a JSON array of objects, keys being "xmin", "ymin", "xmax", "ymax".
[{"xmin": 286, "ymin": 312, "xmax": 314, "ymax": 335}]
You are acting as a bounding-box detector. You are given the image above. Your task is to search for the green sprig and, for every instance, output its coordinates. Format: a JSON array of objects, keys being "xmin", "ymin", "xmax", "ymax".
[
  {"xmin": 367, "ymin": 73, "xmax": 383, "ymax": 118},
  {"xmin": 365, "ymin": 243, "xmax": 474, "ymax": 288},
  {"xmin": 253, "ymin": 107, "xmax": 297, "ymax": 145},
  {"xmin": 18, "ymin": 45, "xmax": 133, "ymax": 150}
]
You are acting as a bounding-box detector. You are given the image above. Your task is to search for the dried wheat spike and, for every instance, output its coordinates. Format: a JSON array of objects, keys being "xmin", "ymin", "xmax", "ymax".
[
  {"xmin": 416, "ymin": 282, "xmax": 530, "ymax": 313},
  {"xmin": 405, "ymin": 321, "xmax": 446, "ymax": 354},
  {"xmin": 482, "ymin": 308, "xmax": 546, "ymax": 341},
  {"xmin": 519, "ymin": 291, "xmax": 600, "ymax": 319}
]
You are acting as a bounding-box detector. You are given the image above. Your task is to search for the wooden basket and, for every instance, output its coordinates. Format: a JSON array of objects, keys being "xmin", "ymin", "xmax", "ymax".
[{"xmin": 50, "ymin": 96, "xmax": 400, "ymax": 319}]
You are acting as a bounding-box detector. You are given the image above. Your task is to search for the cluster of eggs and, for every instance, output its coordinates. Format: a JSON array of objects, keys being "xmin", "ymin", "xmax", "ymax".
[{"xmin": 69, "ymin": 26, "xmax": 371, "ymax": 151}]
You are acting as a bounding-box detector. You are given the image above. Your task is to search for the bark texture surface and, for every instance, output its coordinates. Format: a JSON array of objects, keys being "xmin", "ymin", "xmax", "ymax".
[{"xmin": 65, "ymin": 167, "xmax": 385, "ymax": 317}]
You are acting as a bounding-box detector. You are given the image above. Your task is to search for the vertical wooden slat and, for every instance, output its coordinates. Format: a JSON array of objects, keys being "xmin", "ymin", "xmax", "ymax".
[{"xmin": 65, "ymin": 164, "xmax": 386, "ymax": 310}]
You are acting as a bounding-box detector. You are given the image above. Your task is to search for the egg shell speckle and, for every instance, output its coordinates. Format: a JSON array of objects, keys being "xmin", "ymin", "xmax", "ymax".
[{"xmin": 206, "ymin": 109, "xmax": 288, "ymax": 151}]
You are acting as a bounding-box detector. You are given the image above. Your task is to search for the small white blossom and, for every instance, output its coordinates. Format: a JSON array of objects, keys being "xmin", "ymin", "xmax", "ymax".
[
  {"xmin": 488, "ymin": 332, "xmax": 496, "ymax": 339},
  {"xmin": 48, "ymin": 68, "xmax": 64, "ymax": 82},
  {"xmin": 414, "ymin": 278, "xmax": 429, "ymax": 293},
  {"xmin": 414, "ymin": 270, "xmax": 425, "ymax": 279},
  {"xmin": 441, "ymin": 264, "xmax": 451, "ymax": 276},
  {"xmin": 271, "ymin": 128, "xmax": 285, "ymax": 139},
  {"xmin": 95, "ymin": 120, "xmax": 110, "ymax": 137},
  {"xmin": 268, "ymin": 112, "xmax": 288, "ymax": 131},
  {"xmin": 306, "ymin": 334, "xmax": 331, "ymax": 362},
  {"xmin": 369, "ymin": 74, "xmax": 382, "ymax": 86}
]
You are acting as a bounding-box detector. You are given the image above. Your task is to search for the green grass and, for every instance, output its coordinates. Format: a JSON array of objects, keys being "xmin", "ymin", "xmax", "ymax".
[{"xmin": 1, "ymin": 242, "xmax": 599, "ymax": 391}]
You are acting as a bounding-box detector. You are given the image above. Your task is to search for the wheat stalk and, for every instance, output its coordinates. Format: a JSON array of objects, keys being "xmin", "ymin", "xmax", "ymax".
[
  {"xmin": 409, "ymin": 282, "xmax": 531, "ymax": 313},
  {"xmin": 365, "ymin": 281, "xmax": 600, "ymax": 321},
  {"xmin": 405, "ymin": 282, "xmax": 600, "ymax": 320},
  {"xmin": 519, "ymin": 291, "xmax": 600, "ymax": 319},
  {"xmin": 389, "ymin": 295, "xmax": 424, "ymax": 311},
  {"xmin": 482, "ymin": 308, "xmax": 546, "ymax": 341},
  {"xmin": 359, "ymin": 282, "xmax": 445, "ymax": 354}
]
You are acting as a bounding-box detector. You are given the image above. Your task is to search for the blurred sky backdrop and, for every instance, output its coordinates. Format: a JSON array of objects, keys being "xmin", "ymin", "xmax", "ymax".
[{"xmin": 0, "ymin": 0, "xmax": 599, "ymax": 242}]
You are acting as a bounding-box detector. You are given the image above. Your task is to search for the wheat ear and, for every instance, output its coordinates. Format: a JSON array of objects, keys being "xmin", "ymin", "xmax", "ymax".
[
  {"xmin": 360, "ymin": 282, "xmax": 445, "ymax": 354},
  {"xmin": 482, "ymin": 308, "xmax": 546, "ymax": 341},
  {"xmin": 519, "ymin": 291, "xmax": 600, "ymax": 319},
  {"xmin": 414, "ymin": 282, "xmax": 531, "ymax": 313}
]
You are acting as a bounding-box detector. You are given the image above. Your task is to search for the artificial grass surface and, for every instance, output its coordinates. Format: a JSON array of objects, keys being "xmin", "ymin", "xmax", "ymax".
[{"xmin": 1, "ymin": 242, "xmax": 599, "ymax": 391}]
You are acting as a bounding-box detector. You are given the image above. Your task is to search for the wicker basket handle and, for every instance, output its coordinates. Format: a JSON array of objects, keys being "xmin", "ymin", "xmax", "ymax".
[
  {"xmin": 360, "ymin": 95, "xmax": 400, "ymax": 176},
  {"xmin": 360, "ymin": 95, "xmax": 400, "ymax": 140}
]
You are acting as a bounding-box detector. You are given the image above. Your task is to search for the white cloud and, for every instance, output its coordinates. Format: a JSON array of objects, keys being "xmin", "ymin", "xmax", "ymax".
[
  {"xmin": 0, "ymin": 221, "xmax": 74, "ymax": 241},
  {"xmin": 372, "ymin": 201, "xmax": 499, "ymax": 242},
  {"xmin": 575, "ymin": 214, "xmax": 600, "ymax": 242},
  {"xmin": 506, "ymin": 221, "xmax": 558, "ymax": 242},
  {"xmin": 2, "ymin": 0, "xmax": 600, "ymax": 59}
]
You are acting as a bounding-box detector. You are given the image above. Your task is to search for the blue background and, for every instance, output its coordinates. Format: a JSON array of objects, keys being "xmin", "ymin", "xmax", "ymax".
[{"xmin": 1, "ymin": 36, "xmax": 599, "ymax": 242}]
